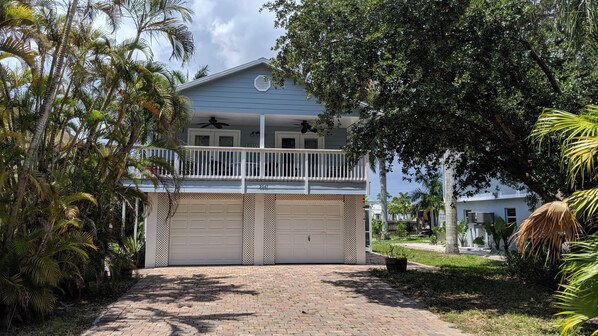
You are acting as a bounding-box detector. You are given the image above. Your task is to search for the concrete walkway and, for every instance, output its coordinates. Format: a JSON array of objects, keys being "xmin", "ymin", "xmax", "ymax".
[
  {"xmin": 85, "ymin": 265, "xmax": 468, "ymax": 336},
  {"xmin": 398, "ymin": 243, "xmax": 506, "ymax": 261}
]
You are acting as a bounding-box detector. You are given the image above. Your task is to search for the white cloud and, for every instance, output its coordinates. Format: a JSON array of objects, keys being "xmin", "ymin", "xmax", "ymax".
[
  {"xmin": 183, "ymin": 0, "xmax": 282, "ymax": 72},
  {"xmin": 96, "ymin": 0, "xmax": 282, "ymax": 76}
]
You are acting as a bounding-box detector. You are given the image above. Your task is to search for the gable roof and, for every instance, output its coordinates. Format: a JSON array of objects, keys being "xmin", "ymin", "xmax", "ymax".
[{"xmin": 177, "ymin": 57, "xmax": 271, "ymax": 91}]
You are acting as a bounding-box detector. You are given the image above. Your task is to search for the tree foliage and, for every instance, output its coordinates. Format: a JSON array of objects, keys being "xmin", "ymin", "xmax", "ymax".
[
  {"xmin": 0, "ymin": 0, "xmax": 194, "ymax": 328},
  {"xmin": 264, "ymin": 0, "xmax": 598, "ymax": 202}
]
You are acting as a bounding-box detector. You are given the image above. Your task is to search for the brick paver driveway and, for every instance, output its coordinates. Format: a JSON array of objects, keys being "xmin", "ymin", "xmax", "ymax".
[{"xmin": 85, "ymin": 265, "xmax": 467, "ymax": 336}]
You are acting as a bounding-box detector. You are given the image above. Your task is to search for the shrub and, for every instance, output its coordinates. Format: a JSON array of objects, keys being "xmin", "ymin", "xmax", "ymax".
[
  {"xmin": 505, "ymin": 251, "xmax": 560, "ymax": 288},
  {"xmin": 372, "ymin": 219, "xmax": 383, "ymax": 239},
  {"xmin": 395, "ymin": 222, "xmax": 408, "ymax": 237}
]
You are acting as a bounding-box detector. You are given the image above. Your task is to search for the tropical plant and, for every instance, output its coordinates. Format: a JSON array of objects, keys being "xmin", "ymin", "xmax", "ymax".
[
  {"xmin": 527, "ymin": 105, "xmax": 598, "ymax": 334},
  {"xmin": 410, "ymin": 172, "xmax": 444, "ymax": 229},
  {"xmin": 388, "ymin": 192, "xmax": 413, "ymax": 220},
  {"xmin": 0, "ymin": 0, "xmax": 194, "ymax": 329},
  {"xmin": 371, "ymin": 219, "xmax": 383, "ymax": 240},
  {"xmin": 555, "ymin": 235, "xmax": 598, "ymax": 335},
  {"xmin": 484, "ymin": 217, "xmax": 516, "ymax": 255}
]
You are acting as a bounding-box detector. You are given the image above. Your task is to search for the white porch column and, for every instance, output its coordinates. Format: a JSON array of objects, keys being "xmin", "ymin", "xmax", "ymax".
[
  {"xmin": 259, "ymin": 114, "xmax": 266, "ymax": 178},
  {"xmin": 355, "ymin": 195, "xmax": 366, "ymax": 264},
  {"xmin": 145, "ymin": 193, "xmax": 159, "ymax": 268},
  {"xmin": 259, "ymin": 114, "xmax": 265, "ymax": 148},
  {"xmin": 254, "ymin": 194, "xmax": 265, "ymax": 265}
]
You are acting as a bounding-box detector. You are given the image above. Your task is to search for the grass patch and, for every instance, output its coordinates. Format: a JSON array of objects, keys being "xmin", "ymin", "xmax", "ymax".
[
  {"xmin": 9, "ymin": 278, "xmax": 138, "ymax": 336},
  {"xmin": 370, "ymin": 247, "xmax": 566, "ymax": 336},
  {"xmin": 395, "ymin": 235, "xmax": 431, "ymax": 244}
]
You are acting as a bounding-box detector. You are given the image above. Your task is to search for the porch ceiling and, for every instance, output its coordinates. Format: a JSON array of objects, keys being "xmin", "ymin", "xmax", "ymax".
[{"xmin": 189, "ymin": 112, "xmax": 358, "ymax": 128}]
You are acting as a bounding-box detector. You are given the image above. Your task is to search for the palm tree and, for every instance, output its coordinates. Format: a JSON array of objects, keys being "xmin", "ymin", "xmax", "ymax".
[
  {"xmin": 525, "ymin": 105, "xmax": 598, "ymax": 334},
  {"xmin": 388, "ymin": 192, "xmax": 413, "ymax": 221},
  {"xmin": 443, "ymin": 151, "xmax": 459, "ymax": 254},
  {"xmin": 410, "ymin": 172, "xmax": 444, "ymax": 231}
]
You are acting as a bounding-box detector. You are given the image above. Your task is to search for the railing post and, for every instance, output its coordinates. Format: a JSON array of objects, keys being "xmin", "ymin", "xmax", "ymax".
[
  {"xmin": 304, "ymin": 152, "xmax": 309, "ymax": 194},
  {"xmin": 259, "ymin": 151, "xmax": 265, "ymax": 179},
  {"xmin": 173, "ymin": 150, "xmax": 180, "ymax": 176},
  {"xmin": 241, "ymin": 150, "xmax": 247, "ymax": 193}
]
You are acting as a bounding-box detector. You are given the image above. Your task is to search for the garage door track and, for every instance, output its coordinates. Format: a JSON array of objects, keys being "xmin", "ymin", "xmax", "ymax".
[{"xmin": 84, "ymin": 265, "xmax": 467, "ymax": 336}]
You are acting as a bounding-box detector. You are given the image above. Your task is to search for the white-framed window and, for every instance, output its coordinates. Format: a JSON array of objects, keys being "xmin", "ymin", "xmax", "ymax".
[
  {"xmin": 274, "ymin": 131, "xmax": 324, "ymax": 149},
  {"xmin": 187, "ymin": 129, "xmax": 240, "ymax": 147},
  {"xmin": 505, "ymin": 208, "xmax": 517, "ymax": 225}
]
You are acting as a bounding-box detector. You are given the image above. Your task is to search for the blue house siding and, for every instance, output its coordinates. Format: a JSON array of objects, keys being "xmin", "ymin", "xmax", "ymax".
[{"xmin": 180, "ymin": 64, "xmax": 326, "ymax": 116}]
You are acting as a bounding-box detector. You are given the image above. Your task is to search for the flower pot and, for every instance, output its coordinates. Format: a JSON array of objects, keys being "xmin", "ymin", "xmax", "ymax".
[{"xmin": 385, "ymin": 257, "xmax": 408, "ymax": 273}]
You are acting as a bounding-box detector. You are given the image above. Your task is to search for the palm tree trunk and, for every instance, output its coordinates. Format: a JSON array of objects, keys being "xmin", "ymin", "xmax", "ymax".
[
  {"xmin": 6, "ymin": 0, "xmax": 79, "ymax": 246},
  {"xmin": 444, "ymin": 151, "xmax": 459, "ymax": 254},
  {"xmin": 379, "ymin": 158, "xmax": 389, "ymax": 239}
]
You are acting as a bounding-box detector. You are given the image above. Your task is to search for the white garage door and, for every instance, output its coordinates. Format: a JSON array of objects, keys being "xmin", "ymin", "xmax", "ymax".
[
  {"xmin": 169, "ymin": 198, "xmax": 243, "ymax": 265},
  {"xmin": 276, "ymin": 200, "xmax": 343, "ymax": 263}
]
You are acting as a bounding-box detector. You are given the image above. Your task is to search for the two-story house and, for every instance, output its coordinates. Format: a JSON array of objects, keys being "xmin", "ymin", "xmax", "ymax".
[{"xmin": 135, "ymin": 58, "xmax": 369, "ymax": 267}]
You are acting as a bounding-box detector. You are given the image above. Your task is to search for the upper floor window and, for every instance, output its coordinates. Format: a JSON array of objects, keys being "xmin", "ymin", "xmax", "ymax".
[{"xmin": 505, "ymin": 208, "xmax": 517, "ymax": 225}]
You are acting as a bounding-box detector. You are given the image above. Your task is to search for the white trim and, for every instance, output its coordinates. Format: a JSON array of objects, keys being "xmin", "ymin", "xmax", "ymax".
[
  {"xmin": 178, "ymin": 58, "xmax": 271, "ymax": 91},
  {"xmin": 187, "ymin": 128, "xmax": 241, "ymax": 147},
  {"xmin": 259, "ymin": 114, "xmax": 265, "ymax": 148},
  {"xmin": 276, "ymin": 199, "xmax": 343, "ymax": 206},
  {"xmin": 274, "ymin": 131, "xmax": 324, "ymax": 149},
  {"xmin": 254, "ymin": 75, "xmax": 271, "ymax": 92},
  {"xmin": 144, "ymin": 193, "xmax": 158, "ymax": 268},
  {"xmin": 254, "ymin": 194, "xmax": 265, "ymax": 265},
  {"xmin": 355, "ymin": 196, "xmax": 366, "ymax": 264}
]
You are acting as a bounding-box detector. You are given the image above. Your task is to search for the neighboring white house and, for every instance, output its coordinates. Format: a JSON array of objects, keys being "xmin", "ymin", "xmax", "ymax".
[
  {"xmin": 456, "ymin": 183, "xmax": 536, "ymax": 247},
  {"xmin": 130, "ymin": 58, "xmax": 370, "ymax": 267}
]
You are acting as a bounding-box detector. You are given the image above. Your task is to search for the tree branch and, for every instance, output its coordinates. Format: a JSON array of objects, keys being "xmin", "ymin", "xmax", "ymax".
[{"xmin": 519, "ymin": 38, "xmax": 562, "ymax": 94}]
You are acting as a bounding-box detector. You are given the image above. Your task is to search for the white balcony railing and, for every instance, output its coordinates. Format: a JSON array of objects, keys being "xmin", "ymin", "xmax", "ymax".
[{"xmin": 134, "ymin": 146, "xmax": 368, "ymax": 183}]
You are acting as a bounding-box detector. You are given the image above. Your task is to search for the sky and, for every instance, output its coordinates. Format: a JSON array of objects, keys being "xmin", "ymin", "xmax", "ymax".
[
  {"xmin": 108, "ymin": 0, "xmax": 282, "ymax": 75},
  {"xmin": 108, "ymin": 0, "xmax": 422, "ymax": 198}
]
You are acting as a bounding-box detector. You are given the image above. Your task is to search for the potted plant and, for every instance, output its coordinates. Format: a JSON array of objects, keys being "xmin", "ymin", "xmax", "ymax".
[
  {"xmin": 473, "ymin": 236, "xmax": 485, "ymax": 248},
  {"xmin": 384, "ymin": 244, "xmax": 409, "ymax": 273},
  {"xmin": 109, "ymin": 237, "xmax": 142, "ymax": 279}
]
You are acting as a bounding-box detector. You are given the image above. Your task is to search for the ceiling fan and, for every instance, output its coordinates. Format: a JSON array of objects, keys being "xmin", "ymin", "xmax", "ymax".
[
  {"xmin": 299, "ymin": 120, "xmax": 317, "ymax": 134},
  {"xmin": 197, "ymin": 117, "xmax": 229, "ymax": 129}
]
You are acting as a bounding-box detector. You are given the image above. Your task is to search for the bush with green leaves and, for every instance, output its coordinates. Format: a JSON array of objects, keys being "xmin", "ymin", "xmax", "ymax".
[
  {"xmin": 473, "ymin": 236, "xmax": 485, "ymax": 246},
  {"xmin": 484, "ymin": 217, "xmax": 516, "ymax": 255},
  {"xmin": 395, "ymin": 222, "xmax": 408, "ymax": 237},
  {"xmin": 505, "ymin": 251, "xmax": 560, "ymax": 288},
  {"xmin": 372, "ymin": 219, "xmax": 383, "ymax": 239}
]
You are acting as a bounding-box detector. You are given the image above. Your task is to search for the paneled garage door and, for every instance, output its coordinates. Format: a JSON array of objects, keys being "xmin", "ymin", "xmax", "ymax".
[
  {"xmin": 276, "ymin": 200, "xmax": 343, "ymax": 263},
  {"xmin": 169, "ymin": 198, "xmax": 243, "ymax": 265}
]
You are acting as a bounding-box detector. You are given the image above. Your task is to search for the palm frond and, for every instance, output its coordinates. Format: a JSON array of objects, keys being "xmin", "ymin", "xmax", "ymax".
[
  {"xmin": 516, "ymin": 201, "xmax": 583, "ymax": 263},
  {"xmin": 555, "ymin": 234, "xmax": 598, "ymax": 335}
]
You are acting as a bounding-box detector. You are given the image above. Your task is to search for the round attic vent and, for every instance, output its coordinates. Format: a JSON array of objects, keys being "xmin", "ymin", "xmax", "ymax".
[{"xmin": 254, "ymin": 75, "xmax": 271, "ymax": 92}]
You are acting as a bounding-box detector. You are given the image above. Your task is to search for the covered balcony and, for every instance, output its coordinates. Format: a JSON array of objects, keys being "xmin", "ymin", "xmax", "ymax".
[{"xmin": 134, "ymin": 146, "xmax": 368, "ymax": 194}]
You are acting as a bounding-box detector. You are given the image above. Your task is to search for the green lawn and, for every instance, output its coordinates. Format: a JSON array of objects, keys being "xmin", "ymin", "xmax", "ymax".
[{"xmin": 371, "ymin": 245, "xmax": 568, "ymax": 336}]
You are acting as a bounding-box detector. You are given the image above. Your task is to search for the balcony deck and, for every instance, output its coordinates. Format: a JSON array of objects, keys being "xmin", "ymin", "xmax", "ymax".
[{"xmin": 130, "ymin": 146, "xmax": 368, "ymax": 195}]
